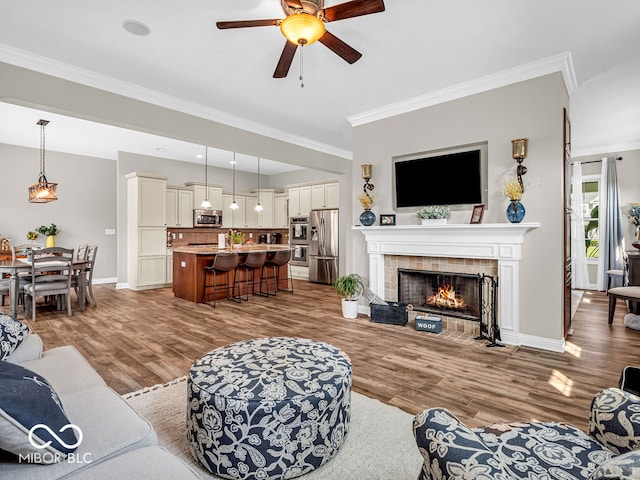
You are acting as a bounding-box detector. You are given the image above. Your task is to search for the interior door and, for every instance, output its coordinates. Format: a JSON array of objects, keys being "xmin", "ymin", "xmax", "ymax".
[{"xmin": 563, "ymin": 107, "xmax": 573, "ymax": 337}]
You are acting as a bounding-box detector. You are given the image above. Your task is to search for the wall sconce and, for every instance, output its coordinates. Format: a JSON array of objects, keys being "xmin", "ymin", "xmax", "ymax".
[
  {"xmin": 511, "ymin": 138, "xmax": 528, "ymax": 192},
  {"xmin": 361, "ymin": 164, "xmax": 374, "ymax": 194}
]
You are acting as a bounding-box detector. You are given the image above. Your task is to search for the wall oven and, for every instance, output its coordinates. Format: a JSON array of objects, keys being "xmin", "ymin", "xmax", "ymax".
[
  {"xmin": 291, "ymin": 244, "xmax": 309, "ymax": 266},
  {"xmin": 290, "ymin": 216, "xmax": 309, "ymax": 244},
  {"xmin": 193, "ymin": 209, "xmax": 223, "ymax": 228}
]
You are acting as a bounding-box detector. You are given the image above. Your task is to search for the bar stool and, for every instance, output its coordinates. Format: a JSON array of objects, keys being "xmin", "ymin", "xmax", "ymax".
[
  {"xmin": 261, "ymin": 249, "xmax": 293, "ymax": 296},
  {"xmin": 235, "ymin": 252, "xmax": 267, "ymax": 301},
  {"xmin": 202, "ymin": 253, "xmax": 240, "ymax": 307}
]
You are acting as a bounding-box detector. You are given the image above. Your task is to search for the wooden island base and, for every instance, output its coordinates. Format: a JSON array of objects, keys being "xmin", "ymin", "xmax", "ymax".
[{"xmin": 172, "ymin": 245, "xmax": 292, "ymax": 304}]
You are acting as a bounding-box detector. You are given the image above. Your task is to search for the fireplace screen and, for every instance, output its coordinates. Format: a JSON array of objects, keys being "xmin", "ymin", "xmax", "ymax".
[{"xmin": 397, "ymin": 269, "xmax": 482, "ymax": 321}]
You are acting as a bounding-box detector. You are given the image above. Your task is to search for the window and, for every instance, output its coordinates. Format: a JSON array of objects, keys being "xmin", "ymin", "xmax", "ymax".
[{"xmin": 582, "ymin": 180, "xmax": 599, "ymax": 259}]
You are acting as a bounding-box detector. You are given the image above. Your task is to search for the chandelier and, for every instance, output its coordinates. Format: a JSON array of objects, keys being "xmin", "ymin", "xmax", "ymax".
[{"xmin": 28, "ymin": 119, "xmax": 58, "ymax": 203}]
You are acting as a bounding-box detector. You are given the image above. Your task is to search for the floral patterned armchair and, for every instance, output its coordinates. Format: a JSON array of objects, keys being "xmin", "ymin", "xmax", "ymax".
[{"xmin": 413, "ymin": 388, "xmax": 640, "ymax": 480}]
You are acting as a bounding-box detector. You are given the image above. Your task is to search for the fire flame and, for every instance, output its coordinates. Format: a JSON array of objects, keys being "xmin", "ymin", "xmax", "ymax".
[{"xmin": 427, "ymin": 284, "xmax": 465, "ymax": 310}]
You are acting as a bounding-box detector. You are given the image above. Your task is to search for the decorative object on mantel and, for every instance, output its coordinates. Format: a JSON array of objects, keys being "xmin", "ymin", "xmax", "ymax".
[
  {"xmin": 28, "ymin": 119, "xmax": 57, "ymax": 203},
  {"xmin": 359, "ymin": 193, "xmax": 376, "ymax": 227},
  {"xmin": 416, "ymin": 206, "xmax": 450, "ymax": 225},
  {"xmin": 511, "ymin": 138, "xmax": 529, "ymax": 192},
  {"xmin": 470, "ymin": 204, "xmax": 485, "ymax": 224},
  {"xmin": 334, "ymin": 273, "xmax": 367, "ymax": 319},
  {"xmin": 501, "ymin": 177, "xmax": 525, "ymax": 223},
  {"xmin": 380, "ymin": 214, "xmax": 396, "ymax": 226},
  {"xmin": 628, "ymin": 205, "xmax": 640, "ymax": 250},
  {"xmin": 36, "ymin": 223, "xmax": 59, "ymax": 248},
  {"xmin": 359, "ymin": 164, "xmax": 376, "ymax": 226}
]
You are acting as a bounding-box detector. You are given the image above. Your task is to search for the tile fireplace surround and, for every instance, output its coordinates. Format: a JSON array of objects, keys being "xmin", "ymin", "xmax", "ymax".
[{"xmin": 354, "ymin": 223, "xmax": 540, "ymax": 348}]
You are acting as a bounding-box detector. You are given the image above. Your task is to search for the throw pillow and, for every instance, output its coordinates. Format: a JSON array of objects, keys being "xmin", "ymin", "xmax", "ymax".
[
  {"xmin": 0, "ymin": 361, "xmax": 79, "ymax": 463},
  {"xmin": 0, "ymin": 314, "xmax": 30, "ymax": 360}
]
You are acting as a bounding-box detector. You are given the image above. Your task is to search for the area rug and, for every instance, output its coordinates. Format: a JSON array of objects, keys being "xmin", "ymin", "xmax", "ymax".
[{"xmin": 124, "ymin": 377, "xmax": 423, "ymax": 480}]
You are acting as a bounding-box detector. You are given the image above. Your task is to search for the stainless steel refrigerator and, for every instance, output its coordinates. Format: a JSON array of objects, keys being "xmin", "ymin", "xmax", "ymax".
[{"xmin": 309, "ymin": 209, "xmax": 339, "ymax": 284}]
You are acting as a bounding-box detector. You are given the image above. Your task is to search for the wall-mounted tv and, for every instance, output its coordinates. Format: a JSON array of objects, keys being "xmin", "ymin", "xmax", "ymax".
[{"xmin": 393, "ymin": 143, "xmax": 488, "ymax": 209}]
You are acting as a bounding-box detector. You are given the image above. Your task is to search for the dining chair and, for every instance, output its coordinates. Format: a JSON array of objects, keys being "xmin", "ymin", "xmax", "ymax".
[
  {"xmin": 23, "ymin": 247, "xmax": 75, "ymax": 322},
  {"xmin": 72, "ymin": 244, "xmax": 98, "ymax": 305}
]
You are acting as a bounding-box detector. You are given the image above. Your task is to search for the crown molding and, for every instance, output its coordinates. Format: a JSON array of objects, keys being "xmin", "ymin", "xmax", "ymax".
[
  {"xmin": 0, "ymin": 43, "xmax": 352, "ymax": 160},
  {"xmin": 348, "ymin": 52, "xmax": 578, "ymax": 127},
  {"xmin": 572, "ymin": 140, "xmax": 640, "ymax": 158}
]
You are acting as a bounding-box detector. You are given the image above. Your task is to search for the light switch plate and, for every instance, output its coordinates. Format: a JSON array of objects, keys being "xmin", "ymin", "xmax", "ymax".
[{"xmin": 105, "ymin": 228, "xmax": 116, "ymax": 235}]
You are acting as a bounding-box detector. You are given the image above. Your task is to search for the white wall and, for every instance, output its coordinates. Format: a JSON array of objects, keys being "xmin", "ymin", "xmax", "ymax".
[
  {"xmin": 0, "ymin": 143, "xmax": 117, "ymax": 280},
  {"xmin": 349, "ymin": 73, "xmax": 569, "ymax": 346}
]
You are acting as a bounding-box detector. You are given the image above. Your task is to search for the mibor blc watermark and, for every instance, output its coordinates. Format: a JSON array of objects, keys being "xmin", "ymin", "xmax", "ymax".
[{"xmin": 20, "ymin": 423, "xmax": 92, "ymax": 464}]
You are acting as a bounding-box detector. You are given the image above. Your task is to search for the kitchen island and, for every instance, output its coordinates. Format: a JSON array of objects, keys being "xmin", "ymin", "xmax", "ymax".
[{"xmin": 172, "ymin": 245, "xmax": 292, "ymax": 303}]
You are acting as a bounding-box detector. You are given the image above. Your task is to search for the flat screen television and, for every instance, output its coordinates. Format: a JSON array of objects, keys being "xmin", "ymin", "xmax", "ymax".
[{"xmin": 393, "ymin": 144, "xmax": 487, "ymax": 208}]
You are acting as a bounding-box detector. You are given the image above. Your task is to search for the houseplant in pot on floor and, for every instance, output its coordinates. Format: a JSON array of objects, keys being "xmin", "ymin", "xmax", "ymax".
[{"xmin": 334, "ymin": 273, "xmax": 367, "ymax": 319}]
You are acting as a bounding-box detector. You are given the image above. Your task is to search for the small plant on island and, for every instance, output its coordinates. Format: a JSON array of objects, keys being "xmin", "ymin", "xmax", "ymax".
[
  {"xmin": 228, "ymin": 229, "xmax": 245, "ymax": 245},
  {"xmin": 26, "ymin": 231, "xmax": 39, "ymax": 241},
  {"xmin": 416, "ymin": 206, "xmax": 450, "ymax": 220}
]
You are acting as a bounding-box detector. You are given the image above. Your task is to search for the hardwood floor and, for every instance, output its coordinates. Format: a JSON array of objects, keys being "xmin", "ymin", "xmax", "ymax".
[{"xmin": 5, "ymin": 282, "xmax": 640, "ymax": 431}]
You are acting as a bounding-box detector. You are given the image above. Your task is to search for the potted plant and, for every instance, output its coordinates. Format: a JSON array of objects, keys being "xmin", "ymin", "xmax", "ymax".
[
  {"xmin": 36, "ymin": 223, "xmax": 59, "ymax": 247},
  {"xmin": 334, "ymin": 273, "xmax": 367, "ymax": 319},
  {"xmin": 416, "ymin": 206, "xmax": 450, "ymax": 225},
  {"xmin": 228, "ymin": 229, "xmax": 245, "ymax": 249}
]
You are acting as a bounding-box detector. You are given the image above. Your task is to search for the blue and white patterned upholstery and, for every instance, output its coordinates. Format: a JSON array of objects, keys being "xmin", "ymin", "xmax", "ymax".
[
  {"xmin": 414, "ymin": 388, "xmax": 640, "ymax": 480},
  {"xmin": 187, "ymin": 337, "xmax": 352, "ymax": 480}
]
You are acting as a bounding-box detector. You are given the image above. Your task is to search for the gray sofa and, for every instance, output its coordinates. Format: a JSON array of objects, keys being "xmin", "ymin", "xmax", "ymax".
[{"xmin": 2, "ymin": 332, "xmax": 202, "ymax": 480}]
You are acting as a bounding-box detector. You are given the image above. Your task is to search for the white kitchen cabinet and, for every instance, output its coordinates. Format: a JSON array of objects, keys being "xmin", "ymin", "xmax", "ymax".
[
  {"xmin": 166, "ymin": 250, "xmax": 173, "ymax": 285},
  {"xmin": 274, "ymin": 194, "xmax": 288, "ymax": 228},
  {"xmin": 187, "ymin": 183, "xmax": 223, "ymax": 210},
  {"xmin": 244, "ymin": 195, "xmax": 258, "ymax": 228},
  {"xmin": 311, "ymin": 182, "xmax": 339, "ymax": 209},
  {"xmin": 166, "ymin": 187, "xmax": 194, "ymax": 228},
  {"xmin": 125, "ymin": 172, "xmax": 168, "ymax": 290},
  {"xmin": 256, "ymin": 191, "xmax": 274, "ymax": 228},
  {"xmin": 288, "ymin": 186, "xmax": 311, "ymax": 216},
  {"xmin": 224, "ymin": 195, "xmax": 247, "ymax": 228}
]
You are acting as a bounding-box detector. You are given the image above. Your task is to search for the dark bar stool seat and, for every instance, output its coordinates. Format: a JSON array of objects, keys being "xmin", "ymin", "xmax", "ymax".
[
  {"xmin": 236, "ymin": 251, "xmax": 267, "ymax": 301},
  {"xmin": 261, "ymin": 249, "xmax": 293, "ymax": 296},
  {"xmin": 203, "ymin": 253, "xmax": 240, "ymax": 307}
]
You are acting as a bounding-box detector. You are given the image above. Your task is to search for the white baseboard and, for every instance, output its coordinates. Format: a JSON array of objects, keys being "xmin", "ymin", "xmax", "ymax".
[
  {"xmin": 115, "ymin": 282, "xmax": 129, "ymax": 290},
  {"xmin": 93, "ymin": 277, "xmax": 117, "ymax": 285},
  {"xmin": 501, "ymin": 331, "xmax": 565, "ymax": 353}
]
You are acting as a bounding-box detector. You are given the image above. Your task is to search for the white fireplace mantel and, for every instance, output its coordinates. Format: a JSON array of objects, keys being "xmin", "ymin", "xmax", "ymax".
[{"xmin": 354, "ymin": 223, "xmax": 540, "ymax": 347}]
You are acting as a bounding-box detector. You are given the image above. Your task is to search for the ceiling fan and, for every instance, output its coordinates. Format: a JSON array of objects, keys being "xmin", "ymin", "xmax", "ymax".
[{"xmin": 217, "ymin": 0, "xmax": 385, "ymax": 78}]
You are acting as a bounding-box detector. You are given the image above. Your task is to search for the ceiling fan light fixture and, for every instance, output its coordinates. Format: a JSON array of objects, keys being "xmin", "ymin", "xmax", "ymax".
[{"xmin": 280, "ymin": 13, "xmax": 325, "ymax": 46}]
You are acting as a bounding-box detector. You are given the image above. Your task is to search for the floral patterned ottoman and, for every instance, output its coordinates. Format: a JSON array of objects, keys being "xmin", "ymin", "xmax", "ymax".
[{"xmin": 187, "ymin": 337, "xmax": 352, "ymax": 480}]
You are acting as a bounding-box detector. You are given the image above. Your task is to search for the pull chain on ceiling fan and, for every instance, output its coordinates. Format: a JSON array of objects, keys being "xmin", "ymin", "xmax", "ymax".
[{"xmin": 216, "ymin": 0, "xmax": 385, "ymax": 79}]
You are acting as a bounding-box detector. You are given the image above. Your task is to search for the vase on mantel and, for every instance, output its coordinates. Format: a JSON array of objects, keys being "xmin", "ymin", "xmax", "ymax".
[
  {"xmin": 506, "ymin": 200, "xmax": 526, "ymax": 223},
  {"xmin": 360, "ymin": 209, "xmax": 376, "ymax": 227},
  {"xmin": 421, "ymin": 218, "xmax": 447, "ymax": 225}
]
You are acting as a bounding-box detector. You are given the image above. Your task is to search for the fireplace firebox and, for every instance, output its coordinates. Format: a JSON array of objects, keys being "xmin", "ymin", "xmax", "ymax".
[{"xmin": 398, "ymin": 268, "xmax": 500, "ymax": 346}]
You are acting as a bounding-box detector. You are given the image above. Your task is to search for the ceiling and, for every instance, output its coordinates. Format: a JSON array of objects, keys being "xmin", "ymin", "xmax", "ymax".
[{"xmin": 1, "ymin": 0, "xmax": 640, "ymax": 162}]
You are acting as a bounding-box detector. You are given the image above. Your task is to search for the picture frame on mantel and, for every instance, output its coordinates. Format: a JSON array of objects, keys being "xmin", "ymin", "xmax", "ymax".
[
  {"xmin": 470, "ymin": 204, "xmax": 485, "ymax": 224},
  {"xmin": 380, "ymin": 214, "xmax": 396, "ymax": 226}
]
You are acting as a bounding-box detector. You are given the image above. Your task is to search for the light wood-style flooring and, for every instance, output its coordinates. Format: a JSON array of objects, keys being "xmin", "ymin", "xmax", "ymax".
[{"xmin": 5, "ymin": 282, "xmax": 640, "ymax": 431}]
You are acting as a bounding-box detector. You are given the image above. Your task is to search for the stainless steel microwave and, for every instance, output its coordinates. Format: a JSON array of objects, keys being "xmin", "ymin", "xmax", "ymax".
[{"xmin": 193, "ymin": 209, "xmax": 223, "ymax": 227}]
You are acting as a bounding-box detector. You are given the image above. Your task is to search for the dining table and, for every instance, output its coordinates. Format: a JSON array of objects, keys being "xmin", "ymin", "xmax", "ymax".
[{"xmin": 0, "ymin": 257, "xmax": 89, "ymax": 319}]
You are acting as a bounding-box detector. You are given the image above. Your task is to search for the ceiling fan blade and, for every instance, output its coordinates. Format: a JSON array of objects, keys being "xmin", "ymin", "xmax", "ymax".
[
  {"xmin": 318, "ymin": 31, "xmax": 362, "ymax": 64},
  {"xmin": 284, "ymin": 0, "xmax": 304, "ymax": 8},
  {"xmin": 216, "ymin": 19, "xmax": 279, "ymax": 29},
  {"xmin": 323, "ymin": 0, "xmax": 385, "ymax": 22},
  {"xmin": 274, "ymin": 41, "xmax": 298, "ymax": 78}
]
